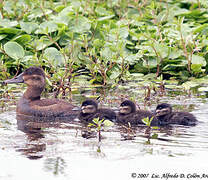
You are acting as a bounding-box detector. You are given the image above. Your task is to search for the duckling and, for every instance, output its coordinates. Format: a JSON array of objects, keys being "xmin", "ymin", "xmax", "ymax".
[
  {"xmin": 116, "ymin": 100, "xmax": 154, "ymax": 125},
  {"xmin": 4, "ymin": 66, "xmax": 78, "ymax": 118},
  {"xmin": 78, "ymin": 99, "xmax": 116, "ymax": 122},
  {"xmin": 155, "ymin": 103, "xmax": 197, "ymax": 126}
]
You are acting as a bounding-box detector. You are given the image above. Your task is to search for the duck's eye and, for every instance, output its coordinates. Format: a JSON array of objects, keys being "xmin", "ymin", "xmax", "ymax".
[{"xmin": 32, "ymin": 76, "xmax": 40, "ymax": 80}]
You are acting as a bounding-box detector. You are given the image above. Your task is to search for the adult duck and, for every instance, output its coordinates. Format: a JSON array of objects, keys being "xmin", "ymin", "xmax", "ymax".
[
  {"xmin": 116, "ymin": 100, "xmax": 155, "ymax": 125},
  {"xmin": 4, "ymin": 66, "xmax": 78, "ymax": 118},
  {"xmin": 155, "ymin": 103, "xmax": 198, "ymax": 126},
  {"xmin": 78, "ymin": 99, "xmax": 116, "ymax": 122}
]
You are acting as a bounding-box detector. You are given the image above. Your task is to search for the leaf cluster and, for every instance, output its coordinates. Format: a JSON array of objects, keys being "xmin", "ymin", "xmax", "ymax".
[{"xmin": 0, "ymin": 0, "xmax": 208, "ymax": 89}]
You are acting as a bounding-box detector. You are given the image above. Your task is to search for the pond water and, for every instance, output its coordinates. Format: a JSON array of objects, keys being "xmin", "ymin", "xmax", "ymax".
[{"xmin": 0, "ymin": 84, "xmax": 208, "ymax": 180}]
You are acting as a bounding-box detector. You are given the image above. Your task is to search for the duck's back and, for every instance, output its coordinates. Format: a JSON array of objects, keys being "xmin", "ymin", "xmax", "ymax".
[
  {"xmin": 97, "ymin": 108, "xmax": 116, "ymax": 120},
  {"xmin": 116, "ymin": 110, "xmax": 153, "ymax": 125},
  {"xmin": 170, "ymin": 112, "xmax": 197, "ymax": 126},
  {"xmin": 17, "ymin": 97, "xmax": 78, "ymax": 118}
]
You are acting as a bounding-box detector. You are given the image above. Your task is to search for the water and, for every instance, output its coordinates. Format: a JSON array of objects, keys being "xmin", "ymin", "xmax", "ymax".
[{"xmin": 0, "ymin": 87, "xmax": 208, "ymax": 180}]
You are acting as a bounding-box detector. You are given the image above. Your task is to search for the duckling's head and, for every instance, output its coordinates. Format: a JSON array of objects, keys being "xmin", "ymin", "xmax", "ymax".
[
  {"xmin": 81, "ymin": 99, "xmax": 98, "ymax": 114},
  {"xmin": 4, "ymin": 67, "xmax": 45, "ymax": 88},
  {"xmin": 119, "ymin": 100, "xmax": 136, "ymax": 115},
  {"xmin": 155, "ymin": 103, "xmax": 172, "ymax": 117}
]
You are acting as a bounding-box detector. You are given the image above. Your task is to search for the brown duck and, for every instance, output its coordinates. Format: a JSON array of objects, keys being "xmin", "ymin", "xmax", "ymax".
[
  {"xmin": 155, "ymin": 103, "xmax": 198, "ymax": 126},
  {"xmin": 4, "ymin": 66, "xmax": 78, "ymax": 118},
  {"xmin": 78, "ymin": 99, "xmax": 116, "ymax": 122},
  {"xmin": 116, "ymin": 100, "xmax": 154, "ymax": 125}
]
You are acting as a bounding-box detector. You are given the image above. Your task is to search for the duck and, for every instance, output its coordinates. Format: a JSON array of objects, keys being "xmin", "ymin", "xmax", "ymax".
[
  {"xmin": 4, "ymin": 66, "xmax": 78, "ymax": 118},
  {"xmin": 116, "ymin": 100, "xmax": 154, "ymax": 125},
  {"xmin": 78, "ymin": 99, "xmax": 116, "ymax": 122},
  {"xmin": 155, "ymin": 103, "xmax": 198, "ymax": 126}
]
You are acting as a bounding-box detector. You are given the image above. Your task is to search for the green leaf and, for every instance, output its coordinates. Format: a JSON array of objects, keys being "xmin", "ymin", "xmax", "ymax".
[
  {"xmin": 152, "ymin": 43, "xmax": 169, "ymax": 59},
  {"xmin": 151, "ymin": 133, "xmax": 158, "ymax": 139},
  {"xmin": 151, "ymin": 126, "xmax": 159, "ymax": 130},
  {"xmin": 101, "ymin": 46, "xmax": 115, "ymax": 60},
  {"xmin": 143, "ymin": 58, "xmax": 157, "ymax": 68},
  {"xmin": 54, "ymin": 5, "xmax": 65, "ymax": 13},
  {"xmin": 71, "ymin": 1, "xmax": 82, "ymax": 9},
  {"xmin": 93, "ymin": 39, "xmax": 104, "ymax": 49},
  {"xmin": 169, "ymin": 49, "xmax": 183, "ymax": 59},
  {"xmin": 34, "ymin": 36, "xmax": 60, "ymax": 51},
  {"xmin": 194, "ymin": 24, "xmax": 208, "ymax": 35},
  {"xmin": 142, "ymin": 117, "xmax": 149, "ymax": 125},
  {"xmin": 28, "ymin": 8, "xmax": 52, "ymax": 20},
  {"xmin": 125, "ymin": 55, "xmax": 138, "ymax": 65},
  {"xmin": 20, "ymin": 22, "xmax": 39, "ymax": 34},
  {"xmin": 0, "ymin": 19, "xmax": 18, "ymax": 28},
  {"xmin": 97, "ymin": 15, "xmax": 115, "ymax": 21},
  {"xmin": 182, "ymin": 81, "xmax": 199, "ymax": 90},
  {"xmin": 0, "ymin": 28, "xmax": 21, "ymax": 34},
  {"xmin": 0, "ymin": 34, "xmax": 7, "ymax": 41},
  {"xmin": 191, "ymin": 55, "xmax": 206, "ymax": 66},
  {"xmin": 4, "ymin": 42, "xmax": 25, "ymax": 60},
  {"xmin": 103, "ymin": 120, "xmax": 114, "ymax": 127},
  {"xmin": 45, "ymin": 77, "xmax": 52, "ymax": 86},
  {"xmin": 109, "ymin": 68, "xmax": 120, "ymax": 79},
  {"xmin": 13, "ymin": 35, "xmax": 31, "ymax": 45},
  {"xmin": 95, "ymin": 7, "xmax": 112, "ymax": 16},
  {"xmin": 119, "ymin": 27, "xmax": 129, "ymax": 39},
  {"xmin": 68, "ymin": 16, "xmax": 91, "ymax": 33},
  {"xmin": 35, "ymin": 21, "xmax": 58, "ymax": 34},
  {"xmin": 43, "ymin": 47, "xmax": 64, "ymax": 66},
  {"xmin": 191, "ymin": 64, "xmax": 202, "ymax": 73}
]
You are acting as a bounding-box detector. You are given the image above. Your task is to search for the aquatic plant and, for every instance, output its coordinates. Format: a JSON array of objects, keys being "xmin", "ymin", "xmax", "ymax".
[
  {"xmin": 88, "ymin": 117, "xmax": 114, "ymax": 142},
  {"xmin": 142, "ymin": 116, "xmax": 158, "ymax": 144},
  {"xmin": 0, "ymin": 0, "xmax": 208, "ymax": 96}
]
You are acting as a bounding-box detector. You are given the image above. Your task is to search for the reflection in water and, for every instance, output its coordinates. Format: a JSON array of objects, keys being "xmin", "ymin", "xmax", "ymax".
[
  {"xmin": 14, "ymin": 112, "xmax": 208, "ymax": 159},
  {"xmin": 94, "ymin": 142, "xmax": 106, "ymax": 158},
  {"xmin": 16, "ymin": 115, "xmax": 46, "ymax": 159},
  {"xmin": 16, "ymin": 114, "xmax": 73, "ymax": 160},
  {"xmin": 44, "ymin": 157, "xmax": 67, "ymax": 176},
  {"xmin": 16, "ymin": 142, "xmax": 46, "ymax": 160}
]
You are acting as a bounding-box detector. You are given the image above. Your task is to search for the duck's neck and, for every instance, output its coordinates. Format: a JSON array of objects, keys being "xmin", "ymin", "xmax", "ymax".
[{"xmin": 23, "ymin": 86, "xmax": 44, "ymax": 101}]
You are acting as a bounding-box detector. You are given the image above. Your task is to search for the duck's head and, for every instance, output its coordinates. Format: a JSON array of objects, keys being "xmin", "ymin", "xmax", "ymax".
[
  {"xmin": 119, "ymin": 100, "xmax": 136, "ymax": 115},
  {"xmin": 4, "ymin": 67, "xmax": 45, "ymax": 88},
  {"xmin": 155, "ymin": 103, "xmax": 172, "ymax": 117},
  {"xmin": 81, "ymin": 99, "xmax": 98, "ymax": 114}
]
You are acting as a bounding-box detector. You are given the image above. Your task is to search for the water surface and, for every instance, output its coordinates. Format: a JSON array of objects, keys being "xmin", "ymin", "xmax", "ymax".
[{"xmin": 0, "ymin": 87, "xmax": 208, "ymax": 180}]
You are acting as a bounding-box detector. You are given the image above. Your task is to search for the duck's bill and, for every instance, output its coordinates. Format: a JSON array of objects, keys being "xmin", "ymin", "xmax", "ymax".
[
  {"xmin": 4, "ymin": 72, "xmax": 24, "ymax": 84},
  {"xmin": 155, "ymin": 108, "xmax": 169, "ymax": 117},
  {"xmin": 72, "ymin": 107, "xmax": 81, "ymax": 111}
]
